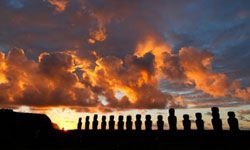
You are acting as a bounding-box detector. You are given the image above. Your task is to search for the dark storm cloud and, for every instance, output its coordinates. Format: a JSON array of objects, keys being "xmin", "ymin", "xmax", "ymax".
[{"xmin": 1, "ymin": 0, "xmax": 249, "ymax": 59}]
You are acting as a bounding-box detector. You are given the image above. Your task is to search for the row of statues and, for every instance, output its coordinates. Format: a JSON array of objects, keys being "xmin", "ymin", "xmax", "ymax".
[{"xmin": 77, "ymin": 107, "xmax": 239, "ymax": 131}]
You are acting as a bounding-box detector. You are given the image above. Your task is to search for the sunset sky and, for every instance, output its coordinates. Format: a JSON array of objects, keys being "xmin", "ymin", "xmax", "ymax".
[{"xmin": 0, "ymin": 0, "xmax": 250, "ymax": 130}]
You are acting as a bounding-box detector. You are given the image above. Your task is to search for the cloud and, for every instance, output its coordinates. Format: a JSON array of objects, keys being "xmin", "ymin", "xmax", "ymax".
[
  {"xmin": 205, "ymin": 111, "xmax": 212, "ymax": 116},
  {"xmin": 0, "ymin": 0, "xmax": 250, "ymax": 111},
  {"xmin": 0, "ymin": 49, "xmax": 98, "ymax": 107},
  {"xmin": 178, "ymin": 47, "xmax": 232, "ymax": 97},
  {"xmin": 238, "ymin": 109, "xmax": 250, "ymax": 115},
  {"xmin": 179, "ymin": 47, "xmax": 250, "ymax": 100},
  {"xmin": 2, "ymin": 38, "xmax": 250, "ymax": 112},
  {"xmin": 238, "ymin": 109, "xmax": 250, "ymax": 123},
  {"xmin": 134, "ymin": 36, "xmax": 250, "ymax": 101},
  {"xmin": 47, "ymin": 0, "xmax": 69, "ymax": 12},
  {"xmin": 1, "ymin": 38, "xmax": 250, "ymax": 112},
  {"xmin": 0, "ymin": 48, "xmax": 178, "ymax": 110},
  {"xmin": 88, "ymin": 50, "xmax": 175, "ymax": 109}
]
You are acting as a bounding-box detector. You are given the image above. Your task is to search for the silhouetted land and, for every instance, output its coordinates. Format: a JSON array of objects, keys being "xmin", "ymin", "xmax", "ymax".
[{"xmin": 0, "ymin": 108, "xmax": 249, "ymax": 150}]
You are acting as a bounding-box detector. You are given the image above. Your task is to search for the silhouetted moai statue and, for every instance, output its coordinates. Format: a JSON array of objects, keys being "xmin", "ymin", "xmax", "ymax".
[
  {"xmin": 109, "ymin": 115, "xmax": 115, "ymax": 130},
  {"xmin": 135, "ymin": 114, "xmax": 142, "ymax": 131},
  {"xmin": 211, "ymin": 107, "xmax": 223, "ymax": 131},
  {"xmin": 85, "ymin": 116, "xmax": 90, "ymax": 130},
  {"xmin": 92, "ymin": 114, "xmax": 98, "ymax": 130},
  {"xmin": 227, "ymin": 111, "xmax": 239, "ymax": 131},
  {"xmin": 168, "ymin": 108, "xmax": 177, "ymax": 131},
  {"xmin": 183, "ymin": 114, "xmax": 191, "ymax": 131},
  {"xmin": 101, "ymin": 116, "xmax": 107, "ymax": 130},
  {"xmin": 157, "ymin": 115, "xmax": 164, "ymax": 131},
  {"xmin": 118, "ymin": 115, "xmax": 124, "ymax": 130},
  {"xmin": 145, "ymin": 115, "xmax": 152, "ymax": 131},
  {"xmin": 195, "ymin": 113, "xmax": 204, "ymax": 131},
  {"xmin": 77, "ymin": 117, "xmax": 82, "ymax": 130},
  {"xmin": 126, "ymin": 115, "xmax": 133, "ymax": 131}
]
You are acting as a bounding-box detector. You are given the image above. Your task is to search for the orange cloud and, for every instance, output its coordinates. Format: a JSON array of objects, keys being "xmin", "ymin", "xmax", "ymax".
[
  {"xmin": 135, "ymin": 36, "xmax": 172, "ymax": 79},
  {"xmin": 91, "ymin": 53, "xmax": 174, "ymax": 108},
  {"xmin": 1, "ymin": 38, "xmax": 249, "ymax": 111},
  {"xmin": 0, "ymin": 48, "xmax": 176, "ymax": 110},
  {"xmin": 0, "ymin": 52, "xmax": 8, "ymax": 84},
  {"xmin": 178, "ymin": 47, "xmax": 250, "ymax": 100},
  {"xmin": 0, "ymin": 49, "xmax": 98, "ymax": 107},
  {"xmin": 85, "ymin": 2, "xmax": 117, "ymax": 43},
  {"xmin": 47, "ymin": 0, "xmax": 69, "ymax": 12},
  {"xmin": 179, "ymin": 47, "xmax": 232, "ymax": 97},
  {"xmin": 134, "ymin": 37, "xmax": 250, "ymax": 101},
  {"xmin": 89, "ymin": 24, "xmax": 107, "ymax": 42},
  {"xmin": 234, "ymin": 86, "xmax": 250, "ymax": 100}
]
